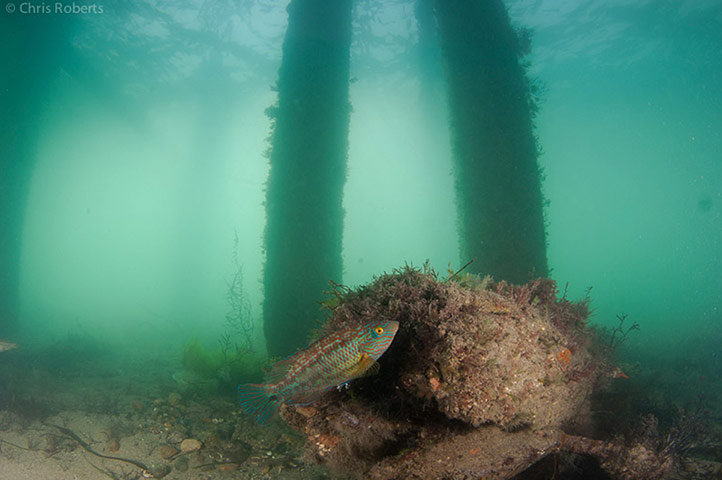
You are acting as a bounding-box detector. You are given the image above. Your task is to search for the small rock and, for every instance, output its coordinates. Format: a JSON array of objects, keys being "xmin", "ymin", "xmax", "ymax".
[
  {"xmin": 218, "ymin": 463, "xmax": 238, "ymax": 471},
  {"xmin": 180, "ymin": 438, "xmax": 202, "ymax": 454},
  {"xmin": 203, "ymin": 433, "xmax": 219, "ymax": 449},
  {"xmin": 106, "ymin": 439, "xmax": 119, "ymax": 453},
  {"xmin": 173, "ymin": 455, "xmax": 189, "ymax": 472},
  {"xmin": 226, "ymin": 441, "xmax": 252, "ymax": 464},
  {"xmin": 159, "ymin": 444, "xmax": 178, "ymax": 460},
  {"xmin": 295, "ymin": 406, "xmax": 316, "ymax": 418},
  {"xmin": 146, "ymin": 463, "xmax": 171, "ymax": 479},
  {"xmin": 215, "ymin": 422, "xmax": 234, "ymax": 440},
  {"xmin": 168, "ymin": 392, "xmax": 182, "ymax": 406}
]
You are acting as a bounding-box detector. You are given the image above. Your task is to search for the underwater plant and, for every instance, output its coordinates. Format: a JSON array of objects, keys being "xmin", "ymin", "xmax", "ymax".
[
  {"xmin": 180, "ymin": 336, "xmax": 264, "ymax": 392},
  {"xmin": 180, "ymin": 239, "xmax": 263, "ymax": 390},
  {"xmin": 222, "ymin": 231, "xmax": 254, "ymax": 356},
  {"xmin": 609, "ymin": 313, "xmax": 640, "ymax": 349},
  {"xmin": 181, "ymin": 338, "xmax": 222, "ymax": 380}
]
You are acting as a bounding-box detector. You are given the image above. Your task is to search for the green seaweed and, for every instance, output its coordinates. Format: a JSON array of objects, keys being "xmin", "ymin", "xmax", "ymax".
[
  {"xmin": 180, "ymin": 338, "xmax": 264, "ymax": 390},
  {"xmin": 181, "ymin": 338, "xmax": 221, "ymax": 380},
  {"xmin": 180, "ymin": 245, "xmax": 264, "ymax": 389}
]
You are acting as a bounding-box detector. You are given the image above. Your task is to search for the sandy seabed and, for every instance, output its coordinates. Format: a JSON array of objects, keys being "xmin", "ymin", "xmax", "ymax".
[{"xmin": 0, "ymin": 345, "xmax": 329, "ymax": 480}]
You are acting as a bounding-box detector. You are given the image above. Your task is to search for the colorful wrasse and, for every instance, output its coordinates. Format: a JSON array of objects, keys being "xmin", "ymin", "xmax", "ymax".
[{"xmin": 238, "ymin": 320, "xmax": 399, "ymax": 423}]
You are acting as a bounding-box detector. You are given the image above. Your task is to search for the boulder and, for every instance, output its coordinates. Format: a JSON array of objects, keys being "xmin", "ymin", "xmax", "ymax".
[{"xmin": 280, "ymin": 266, "xmax": 623, "ymax": 479}]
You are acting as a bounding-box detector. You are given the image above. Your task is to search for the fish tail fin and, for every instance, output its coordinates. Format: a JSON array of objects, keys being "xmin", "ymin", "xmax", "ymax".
[{"xmin": 237, "ymin": 383, "xmax": 280, "ymax": 424}]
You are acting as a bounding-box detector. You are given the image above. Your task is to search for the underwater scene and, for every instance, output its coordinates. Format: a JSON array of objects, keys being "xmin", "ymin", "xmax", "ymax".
[{"xmin": 1, "ymin": 0, "xmax": 720, "ymax": 479}]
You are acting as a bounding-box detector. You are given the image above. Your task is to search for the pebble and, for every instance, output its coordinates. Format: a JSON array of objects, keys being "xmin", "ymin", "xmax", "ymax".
[
  {"xmin": 295, "ymin": 406, "xmax": 316, "ymax": 418},
  {"xmin": 159, "ymin": 444, "xmax": 178, "ymax": 459},
  {"xmin": 180, "ymin": 438, "xmax": 202, "ymax": 454},
  {"xmin": 174, "ymin": 455, "xmax": 189, "ymax": 472},
  {"xmin": 146, "ymin": 463, "xmax": 171, "ymax": 479},
  {"xmin": 168, "ymin": 392, "xmax": 182, "ymax": 406}
]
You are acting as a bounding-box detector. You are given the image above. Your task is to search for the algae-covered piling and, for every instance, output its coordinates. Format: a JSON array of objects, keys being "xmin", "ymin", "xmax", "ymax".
[
  {"xmin": 434, "ymin": 0, "xmax": 548, "ymax": 283},
  {"xmin": 262, "ymin": 0, "xmax": 353, "ymax": 357}
]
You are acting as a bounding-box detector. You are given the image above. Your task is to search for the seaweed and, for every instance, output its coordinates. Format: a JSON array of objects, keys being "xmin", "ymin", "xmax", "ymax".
[
  {"xmin": 223, "ymin": 231, "xmax": 254, "ymax": 356},
  {"xmin": 608, "ymin": 313, "xmax": 640, "ymax": 350},
  {"xmin": 180, "ymin": 338, "xmax": 263, "ymax": 391},
  {"xmin": 180, "ymin": 236, "xmax": 264, "ymax": 390}
]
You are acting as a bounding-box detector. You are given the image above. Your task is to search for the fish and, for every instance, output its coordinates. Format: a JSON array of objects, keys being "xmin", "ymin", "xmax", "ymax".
[
  {"xmin": 238, "ymin": 320, "xmax": 399, "ymax": 423},
  {"xmin": 0, "ymin": 339, "xmax": 17, "ymax": 352}
]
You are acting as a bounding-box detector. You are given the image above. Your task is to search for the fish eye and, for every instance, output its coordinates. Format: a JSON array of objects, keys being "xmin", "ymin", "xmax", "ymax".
[{"xmin": 374, "ymin": 326, "xmax": 384, "ymax": 335}]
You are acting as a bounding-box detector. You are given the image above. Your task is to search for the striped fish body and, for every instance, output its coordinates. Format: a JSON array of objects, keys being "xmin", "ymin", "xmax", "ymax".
[{"xmin": 238, "ymin": 320, "xmax": 399, "ymax": 423}]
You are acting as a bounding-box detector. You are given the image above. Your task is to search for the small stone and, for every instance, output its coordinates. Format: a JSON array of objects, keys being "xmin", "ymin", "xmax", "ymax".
[
  {"xmin": 226, "ymin": 441, "xmax": 252, "ymax": 464},
  {"xmin": 146, "ymin": 463, "xmax": 171, "ymax": 479},
  {"xmin": 180, "ymin": 438, "xmax": 202, "ymax": 454},
  {"xmin": 295, "ymin": 406, "xmax": 316, "ymax": 418},
  {"xmin": 215, "ymin": 422, "xmax": 234, "ymax": 440},
  {"xmin": 203, "ymin": 434, "xmax": 219, "ymax": 449},
  {"xmin": 218, "ymin": 463, "xmax": 238, "ymax": 471},
  {"xmin": 159, "ymin": 444, "xmax": 178, "ymax": 460},
  {"xmin": 173, "ymin": 455, "xmax": 189, "ymax": 472},
  {"xmin": 168, "ymin": 392, "xmax": 182, "ymax": 406},
  {"xmin": 106, "ymin": 439, "xmax": 119, "ymax": 453}
]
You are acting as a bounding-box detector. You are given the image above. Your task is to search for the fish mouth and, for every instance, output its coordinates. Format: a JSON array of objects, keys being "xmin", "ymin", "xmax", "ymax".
[{"xmin": 387, "ymin": 321, "xmax": 400, "ymax": 335}]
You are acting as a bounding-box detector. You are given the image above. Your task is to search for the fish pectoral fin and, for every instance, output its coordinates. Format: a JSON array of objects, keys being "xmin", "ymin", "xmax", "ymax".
[
  {"xmin": 362, "ymin": 359, "xmax": 381, "ymax": 377},
  {"xmin": 350, "ymin": 353, "xmax": 380, "ymax": 378}
]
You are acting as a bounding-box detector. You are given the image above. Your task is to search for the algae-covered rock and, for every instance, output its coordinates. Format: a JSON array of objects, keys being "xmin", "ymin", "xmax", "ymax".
[{"xmin": 280, "ymin": 265, "xmax": 616, "ymax": 479}]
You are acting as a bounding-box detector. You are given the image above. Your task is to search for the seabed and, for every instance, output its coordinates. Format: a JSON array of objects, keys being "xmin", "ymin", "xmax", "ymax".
[{"xmin": 1, "ymin": 269, "xmax": 720, "ymax": 479}]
